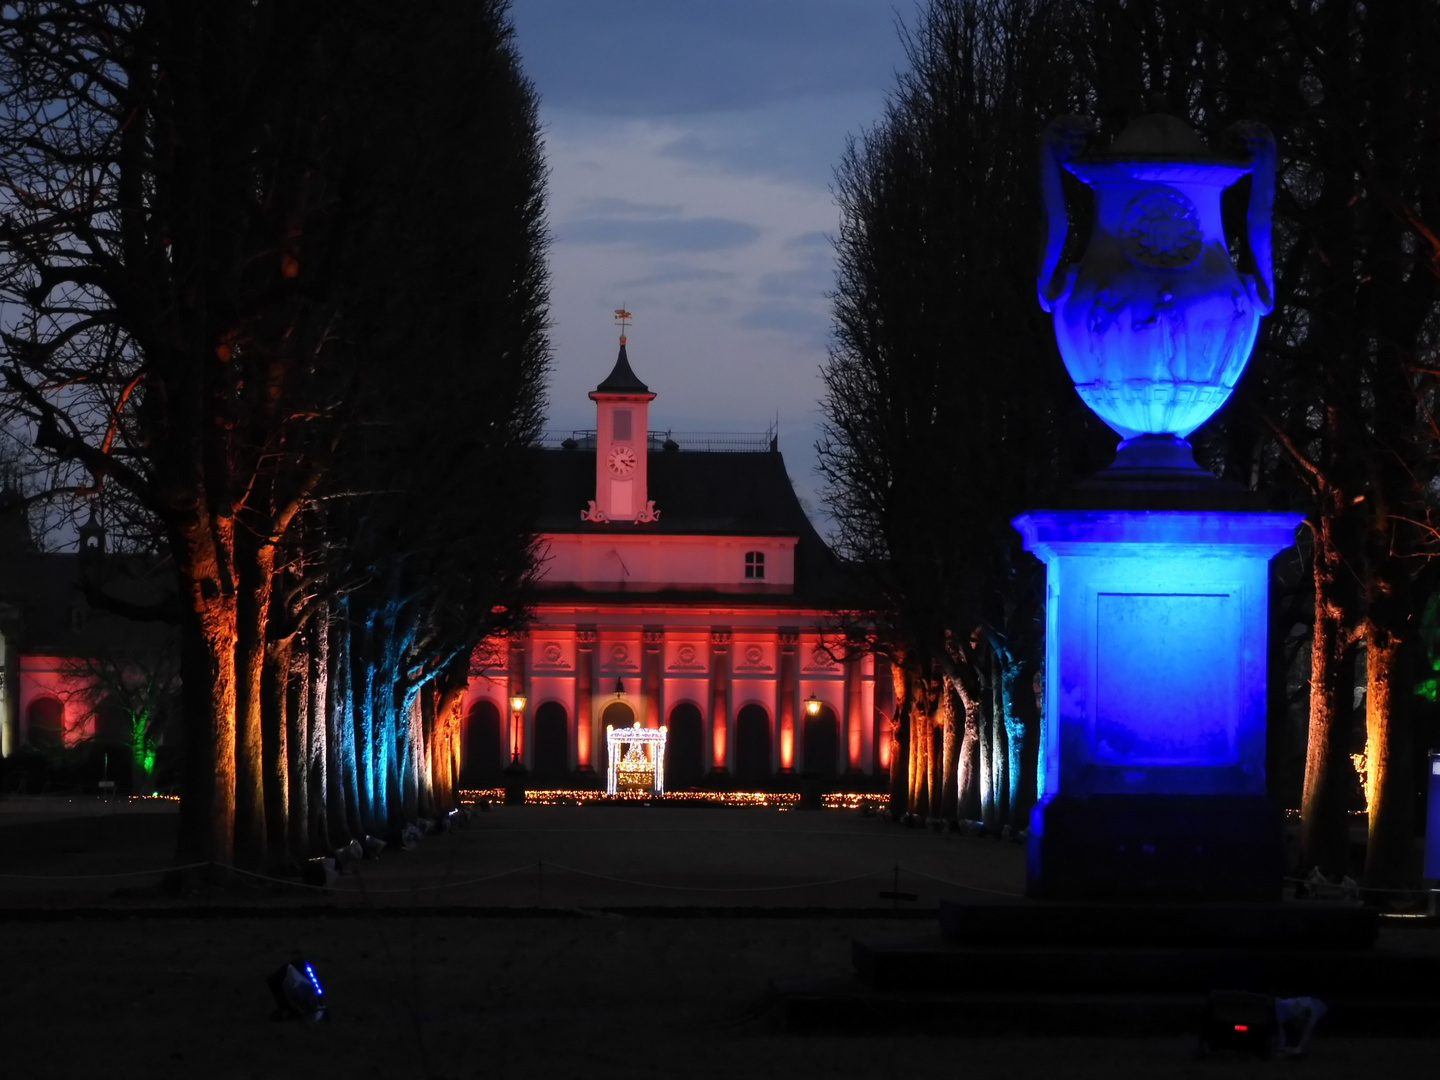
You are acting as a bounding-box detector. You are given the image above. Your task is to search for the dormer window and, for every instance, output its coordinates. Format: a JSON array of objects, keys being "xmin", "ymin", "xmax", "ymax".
[{"xmin": 744, "ymin": 551, "xmax": 765, "ymax": 580}]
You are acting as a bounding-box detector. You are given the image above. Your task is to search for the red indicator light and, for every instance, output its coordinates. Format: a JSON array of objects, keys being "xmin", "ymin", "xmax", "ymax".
[{"xmin": 1233, "ymin": 1024, "xmax": 1249, "ymax": 1032}]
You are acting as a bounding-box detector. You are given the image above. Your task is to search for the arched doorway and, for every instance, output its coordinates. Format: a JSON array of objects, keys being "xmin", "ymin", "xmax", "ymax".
[
  {"xmin": 533, "ymin": 701, "xmax": 569, "ymax": 779},
  {"xmin": 802, "ymin": 703, "xmax": 840, "ymax": 778},
  {"xmin": 666, "ymin": 702, "xmax": 704, "ymax": 788},
  {"xmin": 600, "ymin": 700, "xmax": 635, "ymax": 731},
  {"xmin": 601, "ymin": 701, "xmax": 636, "ymax": 777},
  {"xmin": 461, "ymin": 700, "xmax": 503, "ymax": 785},
  {"xmin": 734, "ymin": 704, "xmax": 771, "ymax": 783},
  {"xmin": 27, "ymin": 696, "xmax": 63, "ymax": 750}
]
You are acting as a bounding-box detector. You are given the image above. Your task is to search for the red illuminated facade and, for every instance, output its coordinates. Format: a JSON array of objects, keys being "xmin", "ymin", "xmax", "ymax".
[{"xmin": 462, "ymin": 339, "xmax": 887, "ymax": 786}]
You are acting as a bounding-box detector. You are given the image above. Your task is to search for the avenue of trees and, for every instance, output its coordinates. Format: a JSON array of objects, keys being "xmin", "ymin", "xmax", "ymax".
[
  {"xmin": 0, "ymin": 1, "xmax": 548, "ymax": 875},
  {"xmin": 822, "ymin": 0, "xmax": 1440, "ymax": 887}
]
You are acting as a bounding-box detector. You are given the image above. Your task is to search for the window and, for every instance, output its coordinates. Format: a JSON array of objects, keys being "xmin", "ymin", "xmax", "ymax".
[
  {"xmin": 613, "ymin": 409, "xmax": 632, "ymax": 440},
  {"xmin": 744, "ymin": 551, "xmax": 765, "ymax": 579}
]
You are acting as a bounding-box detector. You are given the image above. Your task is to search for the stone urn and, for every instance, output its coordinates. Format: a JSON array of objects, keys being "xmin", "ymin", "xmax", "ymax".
[{"xmin": 1037, "ymin": 113, "xmax": 1275, "ymax": 467}]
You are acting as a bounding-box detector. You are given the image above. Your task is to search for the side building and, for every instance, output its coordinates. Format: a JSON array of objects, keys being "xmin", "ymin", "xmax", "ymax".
[{"xmin": 462, "ymin": 338, "xmax": 889, "ymax": 789}]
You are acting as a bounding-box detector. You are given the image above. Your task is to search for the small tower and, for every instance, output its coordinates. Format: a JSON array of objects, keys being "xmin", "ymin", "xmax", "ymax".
[{"xmin": 582, "ymin": 311, "xmax": 659, "ymax": 524}]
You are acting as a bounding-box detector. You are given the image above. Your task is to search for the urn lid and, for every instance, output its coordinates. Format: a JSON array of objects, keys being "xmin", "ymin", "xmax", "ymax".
[{"xmin": 1066, "ymin": 113, "xmax": 1249, "ymax": 187}]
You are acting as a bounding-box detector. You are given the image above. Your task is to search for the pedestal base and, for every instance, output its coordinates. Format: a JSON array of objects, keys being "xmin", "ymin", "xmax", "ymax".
[{"xmin": 1027, "ymin": 794, "xmax": 1283, "ymax": 901}]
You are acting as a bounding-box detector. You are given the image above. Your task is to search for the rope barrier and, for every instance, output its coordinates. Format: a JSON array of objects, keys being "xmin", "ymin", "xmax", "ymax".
[
  {"xmin": 0, "ymin": 861, "xmax": 210, "ymax": 881},
  {"xmin": 226, "ymin": 862, "xmax": 538, "ymax": 895},
  {"xmin": 902, "ymin": 866, "xmax": 1025, "ymax": 898}
]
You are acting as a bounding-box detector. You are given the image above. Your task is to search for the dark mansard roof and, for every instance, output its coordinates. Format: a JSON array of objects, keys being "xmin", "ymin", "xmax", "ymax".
[{"xmin": 533, "ymin": 446, "xmax": 849, "ymax": 606}]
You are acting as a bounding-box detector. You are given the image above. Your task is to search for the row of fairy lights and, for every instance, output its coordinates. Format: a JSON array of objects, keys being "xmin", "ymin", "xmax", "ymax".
[{"xmin": 457, "ymin": 788, "xmax": 885, "ymax": 810}]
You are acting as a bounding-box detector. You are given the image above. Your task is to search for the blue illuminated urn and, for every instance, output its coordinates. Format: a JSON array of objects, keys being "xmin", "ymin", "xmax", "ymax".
[
  {"xmin": 1038, "ymin": 114, "xmax": 1275, "ymax": 450},
  {"xmin": 1016, "ymin": 113, "xmax": 1301, "ymax": 902}
]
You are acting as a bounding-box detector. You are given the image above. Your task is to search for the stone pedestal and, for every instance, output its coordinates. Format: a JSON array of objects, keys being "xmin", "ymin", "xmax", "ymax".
[{"xmin": 1013, "ymin": 508, "xmax": 1301, "ymax": 900}]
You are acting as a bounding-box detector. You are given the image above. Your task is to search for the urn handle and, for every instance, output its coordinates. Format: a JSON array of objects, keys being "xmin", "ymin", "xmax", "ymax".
[
  {"xmin": 1225, "ymin": 121, "xmax": 1276, "ymax": 316},
  {"xmin": 1037, "ymin": 115, "xmax": 1093, "ymax": 314}
]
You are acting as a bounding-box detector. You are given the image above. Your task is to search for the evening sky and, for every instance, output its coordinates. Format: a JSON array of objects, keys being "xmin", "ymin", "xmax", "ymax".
[{"xmin": 508, "ymin": 1, "xmax": 912, "ymax": 526}]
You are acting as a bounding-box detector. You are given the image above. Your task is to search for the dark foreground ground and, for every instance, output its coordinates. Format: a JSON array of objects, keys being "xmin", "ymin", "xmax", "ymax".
[{"xmin": 1, "ymin": 795, "xmax": 1436, "ymax": 1079}]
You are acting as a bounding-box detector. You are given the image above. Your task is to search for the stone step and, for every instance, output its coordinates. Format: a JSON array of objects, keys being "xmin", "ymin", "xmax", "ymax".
[
  {"xmin": 854, "ymin": 937, "xmax": 1440, "ymax": 997},
  {"xmin": 763, "ymin": 977, "xmax": 1440, "ymax": 1038},
  {"xmin": 939, "ymin": 896, "xmax": 1379, "ymax": 948}
]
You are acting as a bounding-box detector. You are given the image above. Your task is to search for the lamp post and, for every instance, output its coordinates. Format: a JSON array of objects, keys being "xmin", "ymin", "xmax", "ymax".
[
  {"xmin": 504, "ymin": 692, "xmax": 529, "ymax": 805},
  {"xmin": 508, "ymin": 693, "xmax": 528, "ymax": 763}
]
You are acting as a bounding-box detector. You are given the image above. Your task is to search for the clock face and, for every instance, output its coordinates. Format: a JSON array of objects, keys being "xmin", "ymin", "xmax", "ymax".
[{"xmin": 606, "ymin": 444, "xmax": 638, "ymax": 477}]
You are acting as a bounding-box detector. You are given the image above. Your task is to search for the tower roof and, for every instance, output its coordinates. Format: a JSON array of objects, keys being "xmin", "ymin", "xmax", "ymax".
[{"xmin": 595, "ymin": 342, "xmax": 650, "ymax": 394}]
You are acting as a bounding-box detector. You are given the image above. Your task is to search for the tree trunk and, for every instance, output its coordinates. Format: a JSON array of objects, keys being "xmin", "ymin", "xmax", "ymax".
[
  {"xmin": 908, "ymin": 700, "xmax": 930, "ymax": 818},
  {"xmin": 234, "ymin": 533, "xmax": 275, "ymax": 870},
  {"xmin": 939, "ymin": 679, "xmax": 959, "ymax": 822},
  {"xmin": 329, "ymin": 603, "xmax": 360, "ymax": 844},
  {"xmin": 287, "ymin": 636, "xmax": 310, "ymax": 861},
  {"xmin": 174, "ymin": 590, "xmax": 239, "ymax": 871},
  {"xmin": 956, "ymin": 674, "xmax": 983, "ymax": 821},
  {"xmin": 888, "ymin": 661, "xmax": 909, "ymax": 817},
  {"xmin": 171, "ymin": 515, "xmax": 239, "ymax": 875},
  {"xmin": 261, "ymin": 631, "xmax": 291, "ymax": 870},
  {"xmin": 979, "ymin": 652, "xmax": 996, "ymax": 825},
  {"xmin": 1001, "ymin": 658, "xmax": 1032, "ymax": 831},
  {"xmin": 309, "ymin": 617, "xmax": 332, "ymax": 852},
  {"xmin": 1363, "ymin": 581, "xmax": 1416, "ymax": 889},
  {"xmin": 1300, "ymin": 518, "xmax": 1356, "ymax": 876}
]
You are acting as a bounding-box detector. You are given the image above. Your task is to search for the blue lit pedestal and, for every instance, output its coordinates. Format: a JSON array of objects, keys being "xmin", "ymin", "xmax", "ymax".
[{"xmin": 1013, "ymin": 508, "xmax": 1301, "ymax": 900}]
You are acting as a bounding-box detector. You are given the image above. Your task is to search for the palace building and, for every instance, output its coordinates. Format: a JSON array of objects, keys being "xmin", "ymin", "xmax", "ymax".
[{"xmin": 460, "ymin": 334, "xmax": 886, "ymax": 788}]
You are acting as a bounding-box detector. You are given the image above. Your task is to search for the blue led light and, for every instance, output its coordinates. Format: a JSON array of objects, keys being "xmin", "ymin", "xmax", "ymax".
[{"xmin": 304, "ymin": 961, "xmax": 324, "ymax": 997}]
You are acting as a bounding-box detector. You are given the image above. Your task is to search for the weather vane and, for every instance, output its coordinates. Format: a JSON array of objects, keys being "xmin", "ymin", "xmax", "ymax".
[{"xmin": 614, "ymin": 307, "xmax": 633, "ymax": 344}]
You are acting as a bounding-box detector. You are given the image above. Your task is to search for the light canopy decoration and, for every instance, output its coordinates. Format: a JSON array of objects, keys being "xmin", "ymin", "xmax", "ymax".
[{"xmin": 606, "ymin": 722, "xmax": 667, "ymax": 796}]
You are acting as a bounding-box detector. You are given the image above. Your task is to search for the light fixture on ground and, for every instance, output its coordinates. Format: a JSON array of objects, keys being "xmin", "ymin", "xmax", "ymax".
[{"xmin": 266, "ymin": 956, "xmax": 327, "ymax": 1022}]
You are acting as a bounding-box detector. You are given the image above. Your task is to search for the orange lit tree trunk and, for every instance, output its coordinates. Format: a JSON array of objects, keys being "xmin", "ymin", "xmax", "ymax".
[
  {"xmin": 171, "ymin": 514, "xmax": 239, "ymax": 872},
  {"xmin": 1300, "ymin": 508, "xmax": 1358, "ymax": 876},
  {"xmin": 234, "ymin": 530, "xmax": 275, "ymax": 870},
  {"xmin": 938, "ymin": 678, "xmax": 959, "ymax": 822},
  {"xmin": 888, "ymin": 659, "xmax": 910, "ymax": 817}
]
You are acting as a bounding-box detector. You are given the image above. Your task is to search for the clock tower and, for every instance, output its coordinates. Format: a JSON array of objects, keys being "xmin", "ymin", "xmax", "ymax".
[{"xmin": 583, "ymin": 320, "xmax": 659, "ymax": 524}]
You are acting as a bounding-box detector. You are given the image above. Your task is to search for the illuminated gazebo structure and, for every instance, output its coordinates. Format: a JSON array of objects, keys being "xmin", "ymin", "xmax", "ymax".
[{"xmin": 607, "ymin": 722, "xmax": 667, "ymax": 796}]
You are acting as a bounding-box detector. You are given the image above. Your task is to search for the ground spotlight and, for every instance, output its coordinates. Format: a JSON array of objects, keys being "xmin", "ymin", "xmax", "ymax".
[
  {"xmin": 1199, "ymin": 990, "xmax": 1276, "ymax": 1056},
  {"xmin": 267, "ymin": 957, "xmax": 328, "ymax": 1023}
]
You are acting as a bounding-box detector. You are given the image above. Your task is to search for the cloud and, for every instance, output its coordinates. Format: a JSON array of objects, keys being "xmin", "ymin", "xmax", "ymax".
[
  {"xmin": 510, "ymin": 0, "xmax": 906, "ymax": 116},
  {"xmin": 785, "ymin": 231, "xmax": 831, "ymax": 251},
  {"xmin": 556, "ymin": 216, "xmax": 762, "ymax": 253},
  {"xmin": 615, "ymin": 263, "xmax": 737, "ymax": 290},
  {"xmin": 573, "ymin": 197, "xmax": 684, "ymax": 217},
  {"xmin": 654, "ymin": 92, "xmax": 883, "ymax": 187},
  {"xmin": 742, "ymin": 302, "xmax": 830, "ymax": 349}
]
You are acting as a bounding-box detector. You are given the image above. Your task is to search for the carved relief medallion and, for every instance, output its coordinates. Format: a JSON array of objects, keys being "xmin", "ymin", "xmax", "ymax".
[
  {"xmin": 1119, "ymin": 186, "xmax": 1202, "ymax": 268},
  {"xmin": 676, "ymin": 644, "xmax": 697, "ymax": 666},
  {"xmin": 610, "ymin": 643, "xmax": 630, "ymax": 665}
]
